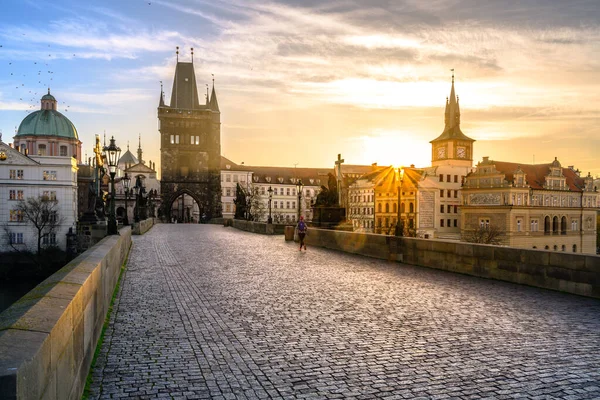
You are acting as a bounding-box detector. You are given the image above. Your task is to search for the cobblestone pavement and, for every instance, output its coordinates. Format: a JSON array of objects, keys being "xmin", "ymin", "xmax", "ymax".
[{"xmin": 88, "ymin": 224, "xmax": 600, "ymax": 399}]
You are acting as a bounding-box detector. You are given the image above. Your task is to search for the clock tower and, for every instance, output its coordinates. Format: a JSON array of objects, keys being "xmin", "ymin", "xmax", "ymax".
[{"xmin": 430, "ymin": 72, "xmax": 474, "ymax": 168}]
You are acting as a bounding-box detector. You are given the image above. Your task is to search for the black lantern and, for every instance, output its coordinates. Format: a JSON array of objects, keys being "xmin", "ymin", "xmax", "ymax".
[
  {"xmin": 103, "ymin": 136, "xmax": 121, "ymax": 235},
  {"xmin": 267, "ymin": 186, "xmax": 273, "ymax": 224},
  {"xmin": 122, "ymin": 172, "xmax": 130, "ymax": 226},
  {"xmin": 133, "ymin": 176, "xmax": 141, "ymax": 223},
  {"xmin": 296, "ymin": 179, "xmax": 304, "ymax": 221}
]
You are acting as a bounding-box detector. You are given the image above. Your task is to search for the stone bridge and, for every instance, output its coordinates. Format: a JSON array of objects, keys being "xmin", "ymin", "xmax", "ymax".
[{"xmin": 88, "ymin": 224, "xmax": 600, "ymax": 399}]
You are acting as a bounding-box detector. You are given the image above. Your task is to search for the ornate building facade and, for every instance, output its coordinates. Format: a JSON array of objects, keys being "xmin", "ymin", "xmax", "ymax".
[
  {"xmin": 461, "ymin": 157, "xmax": 598, "ymax": 253},
  {"xmin": 158, "ymin": 58, "xmax": 222, "ymax": 221}
]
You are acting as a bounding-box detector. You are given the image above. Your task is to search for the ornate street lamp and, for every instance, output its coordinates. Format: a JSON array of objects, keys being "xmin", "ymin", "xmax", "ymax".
[
  {"xmin": 122, "ymin": 172, "xmax": 131, "ymax": 226},
  {"xmin": 103, "ymin": 136, "xmax": 121, "ymax": 235},
  {"xmin": 267, "ymin": 186, "xmax": 273, "ymax": 224},
  {"xmin": 296, "ymin": 179, "xmax": 304, "ymax": 221},
  {"xmin": 133, "ymin": 176, "xmax": 141, "ymax": 223}
]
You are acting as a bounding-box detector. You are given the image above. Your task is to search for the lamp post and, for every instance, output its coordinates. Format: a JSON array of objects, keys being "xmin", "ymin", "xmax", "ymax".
[
  {"xmin": 103, "ymin": 136, "xmax": 121, "ymax": 235},
  {"xmin": 133, "ymin": 177, "xmax": 140, "ymax": 223},
  {"xmin": 267, "ymin": 186, "xmax": 273, "ymax": 224},
  {"xmin": 122, "ymin": 173, "xmax": 130, "ymax": 226},
  {"xmin": 296, "ymin": 179, "xmax": 304, "ymax": 221}
]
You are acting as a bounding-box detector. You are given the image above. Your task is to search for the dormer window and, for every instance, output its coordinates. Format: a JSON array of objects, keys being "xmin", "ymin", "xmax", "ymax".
[
  {"xmin": 266, "ymin": 177, "xmax": 271, "ymax": 183},
  {"xmin": 278, "ymin": 177, "xmax": 284, "ymax": 183},
  {"xmin": 309, "ymin": 179, "xmax": 314, "ymax": 184},
  {"xmin": 253, "ymin": 176, "xmax": 259, "ymax": 182}
]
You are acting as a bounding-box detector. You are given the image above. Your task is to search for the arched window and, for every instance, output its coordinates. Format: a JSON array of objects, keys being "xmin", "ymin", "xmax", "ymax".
[
  {"xmin": 561, "ymin": 216, "xmax": 567, "ymax": 234},
  {"xmin": 544, "ymin": 245, "xmax": 549, "ymax": 250},
  {"xmin": 60, "ymin": 145, "xmax": 68, "ymax": 157},
  {"xmin": 393, "ymin": 203, "xmax": 397, "ymax": 213},
  {"xmin": 378, "ymin": 218, "xmax": 382, "ymax": 227},
  {"xmin": 552, "ymin": 216, "xmax": 559, "ymax": 233},
  {"xmin": 544, "ymin": 216, "xmax": 550, "ymax": 234},
  {"xmin": 385, "ymin": 203, "xmax": 389, "ymax": 213},
  {"xmin": 561, "ymin": 245, "xmax": 566, "ymax": 251},
  {"xmin": 573, "ymin": 244, "xmax": 577, "ymax": 253},
  {"xmin": 38, "ymin": 144, "xmax": 47, "ymax": 156},
  {"xmin": 378, "ymin": 203, "xmax": 382, "ymax": 213},
  {"xmin": 401, "ymin": 203, "xmax": 405, "ymax": 213},
  {"xmin": 409, "ymin": 202, "xmax": 414, "ymax": 213}
]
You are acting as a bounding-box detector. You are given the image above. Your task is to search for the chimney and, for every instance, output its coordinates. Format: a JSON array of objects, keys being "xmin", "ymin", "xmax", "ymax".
[
  {"xmin": 482, "ymin": 156, "xmax": 489, "ymax": 163},
  {"xmin": 410, "ymin": 164, "xmax": 415, "ymax": 168}
]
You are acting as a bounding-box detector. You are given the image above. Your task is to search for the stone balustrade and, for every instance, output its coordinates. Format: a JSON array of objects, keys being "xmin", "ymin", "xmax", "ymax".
[
  {"xmin": 303, "ymin": 228, "xmax": 600, "ymax": 298},
  {"xmin": 0, "ymin": 226, "xmax": 131, "ymax": 399}
]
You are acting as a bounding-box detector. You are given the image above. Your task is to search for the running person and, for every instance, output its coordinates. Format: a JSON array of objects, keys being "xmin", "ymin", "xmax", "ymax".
[{"xmin": 297, "ymin": 216, "xmax": 307, "ymax": 251}]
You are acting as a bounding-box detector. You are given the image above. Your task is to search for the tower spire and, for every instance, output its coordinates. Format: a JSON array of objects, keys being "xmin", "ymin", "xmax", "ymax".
[
  {"xmin": 191, "ymin": 47, "xmax": 194, "ymax": 63},
  {"xmin": 137, "ymin": 133, "xmax": 143, "ymax": 164},
  {"xmin": 209, "ymin": 74, "xmax": 219, "ymax": 112},
  {"xmin": 176, "ymin": 46, "xmax": 179, "ymax": 62},
  {"xmin": 159, "ymin": 81, "xmax": 165, "ymax": 107}
]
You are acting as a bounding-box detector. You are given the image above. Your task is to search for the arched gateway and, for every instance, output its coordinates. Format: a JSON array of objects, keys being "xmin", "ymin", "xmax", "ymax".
[{"xmin": 158, "ymin": 50, "xmax": 222, "ymax": 222}]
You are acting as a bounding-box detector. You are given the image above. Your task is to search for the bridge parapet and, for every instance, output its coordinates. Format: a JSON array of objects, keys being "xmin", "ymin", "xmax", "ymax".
[
  {"xmin": 0, "ymin": 226, "xmax": 131, "ymax": 399},
  {"xmin": 304, "ymin": 228, "xmax": 600, "ymax": 298}
]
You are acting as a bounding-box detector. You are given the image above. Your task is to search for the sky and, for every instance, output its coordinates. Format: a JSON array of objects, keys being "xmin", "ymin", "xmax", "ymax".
[{"xmin": 0, "ymin": 0, "xmax": 599, "ymax": 177}]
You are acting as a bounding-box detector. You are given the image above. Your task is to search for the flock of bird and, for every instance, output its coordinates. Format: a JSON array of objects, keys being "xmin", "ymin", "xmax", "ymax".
[
  {"xmin": 2, "ymin": 40, "xmax": 74, "ymax": 116},
  {"xmin": 2, "ymin": 1, "xmax": 156, "ymax": 119}
]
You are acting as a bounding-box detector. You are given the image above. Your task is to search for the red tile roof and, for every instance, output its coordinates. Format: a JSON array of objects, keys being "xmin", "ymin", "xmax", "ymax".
[{"xmin": 485, "ymin": 160, "xmax": 586, "ymax": 192}]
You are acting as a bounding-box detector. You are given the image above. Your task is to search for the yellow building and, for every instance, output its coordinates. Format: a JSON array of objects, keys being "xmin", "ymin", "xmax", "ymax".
[
  {"xmin": 461, "ymin": 157, "xmax": 599, "ymax": 254},
  {"xmin": 374, "ymin": 167, "xmax": 398, "ymax": 235}
]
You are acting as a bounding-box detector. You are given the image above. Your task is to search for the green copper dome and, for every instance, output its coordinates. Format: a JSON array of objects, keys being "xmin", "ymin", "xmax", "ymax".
[
  {"xmin": 16, "ymin": 109, "xmax": 79, "ymax": 140},
  {"xmin": 41, "ymin": 93, "xmax": 56, "ymax": 101}
]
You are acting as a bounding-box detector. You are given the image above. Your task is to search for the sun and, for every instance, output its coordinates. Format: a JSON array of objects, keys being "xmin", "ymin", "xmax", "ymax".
[{"xmin": 360, "ymin": 130, "xmax": 431, "ymax": 168}]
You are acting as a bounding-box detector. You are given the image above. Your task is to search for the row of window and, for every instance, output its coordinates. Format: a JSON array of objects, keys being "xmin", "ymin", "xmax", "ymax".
[
  {"xmin": 351, "ymin": 202, "xmax": 417, "ymax": 214},
  {"xmin": 354, "ymin": 220, "xmax": 374, "ymax": 229},
  {"xmin": 222, "ymin": 186, "xmax": 314, "ymax": 198},
  {"xmin": 273, "ymin": 201, "xmax": 296, "ymax": 209},
  {"xmin": 7, "ymin": 170, "xmax": 57, "ymax": 180},
  {"xmin": 9, "ymin": 232, "xmax": 57, "ymax": 245},
  {"xmin": 440, "ymin": 205, "xmax": 459, "ymax": 214},
  {"xmin": 351, "ymin": 194, "xmax": 375, "ymax": 203},
  {"xmin": 8, "ymin": 190, "xmax": 24, "ymax": 200},
  {"xmin": 169, "ymin": 134, "xmax": 203, "ymax": 145},
  {"xmin": 440, "ymin": 219, "xmax": 459, "ymax": 227},
  {"xmin": 15, "ymin": 145, "xmax": 69, "ymax": 157},
  {"xmin": 440, "ymin": 189, "xmax": 459, "ymax": 198},
  {"xmin": 9, "ymin": 210, "xmax": 57, "ymax": 223},
  {"xmin": 439, "ymin": 174, "xmax": 464, "ymax": 183}
]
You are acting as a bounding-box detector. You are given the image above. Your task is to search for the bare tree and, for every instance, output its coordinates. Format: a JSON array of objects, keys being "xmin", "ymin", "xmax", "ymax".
[
  {"xmin": 14, "ymin": 196, "xmax": 64, "ymax": 255},
  {"xmin": 463, "ymin": 225, "xmax": 504, "ymax": 245},
  {"xmin": 247, "ymin": 187, "xmax": 267, "ymax": 222}
]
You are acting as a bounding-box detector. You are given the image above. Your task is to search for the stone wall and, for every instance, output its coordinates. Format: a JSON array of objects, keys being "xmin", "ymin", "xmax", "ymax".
[
  {"xmin": 0, "ymin": 226, "xmax": 132, "ymax": 400},
  {"xmin": 304, "ymin": 228, "xmax": 600, "ymax": 298},
  {"xmin": 133, "ymin": 218, "xmax": 155, "ymax": 235},
  {"xmin": 231, "ymin": 219, "xmax": 286, "ymax": 235}
]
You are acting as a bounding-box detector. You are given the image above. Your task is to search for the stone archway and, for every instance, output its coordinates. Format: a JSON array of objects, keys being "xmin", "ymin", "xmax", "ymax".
[{"xmin": 168, "ymin": 189, "xmax": 202, "ymax": 223}]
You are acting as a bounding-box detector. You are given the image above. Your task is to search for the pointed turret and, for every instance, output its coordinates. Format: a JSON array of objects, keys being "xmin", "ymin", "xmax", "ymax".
[
  {"xmin": 137, "ymin": 134, "xmax": 144, "ymax": 164},
  {"xmin": 159, "ymin": 82, "xmax": 165, "ymax": 107},
  {"xmin": 209, "ymin": 78, "xmax": 219, "ymax": 112}
]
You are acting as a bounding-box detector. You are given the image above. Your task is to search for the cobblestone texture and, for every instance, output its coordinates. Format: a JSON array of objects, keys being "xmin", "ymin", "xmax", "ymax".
[{"xmin": 88, "ymin": 224, "xmax": 600, "ymax": 399}]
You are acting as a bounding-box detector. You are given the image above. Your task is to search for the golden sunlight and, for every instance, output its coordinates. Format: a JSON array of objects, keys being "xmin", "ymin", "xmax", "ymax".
[{"xmin": 359, "ymin": 130, "xmax": 431, "ymax": 168}]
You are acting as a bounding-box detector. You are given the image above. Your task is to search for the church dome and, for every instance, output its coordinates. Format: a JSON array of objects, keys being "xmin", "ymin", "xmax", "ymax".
[
  {"xmin": 16, "ymin": 91, "xmax": 79, "ymax": 140},
  {"xmin": 41, "ymin": 93, "xmax": 56, "ymax": 101}
]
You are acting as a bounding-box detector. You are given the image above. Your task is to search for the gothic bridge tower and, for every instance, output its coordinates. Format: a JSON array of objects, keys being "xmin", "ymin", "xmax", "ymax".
[{"xmin": 158, "ymin": 48, "xmax": 221, "ymax": 222}]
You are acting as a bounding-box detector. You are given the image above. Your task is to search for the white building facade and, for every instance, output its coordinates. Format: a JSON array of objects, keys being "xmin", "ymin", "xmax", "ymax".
[{"xmin": 0, "ymin": 141, "xmax": 78, "ymax": 252}]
